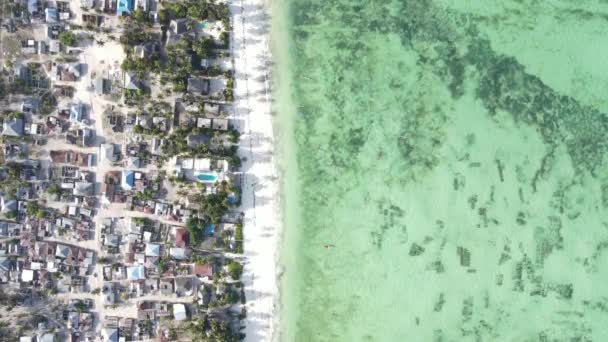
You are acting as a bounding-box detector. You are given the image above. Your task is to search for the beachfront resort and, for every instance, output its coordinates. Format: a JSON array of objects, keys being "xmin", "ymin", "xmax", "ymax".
[{"xmin": 0, "ymin": 0, "xmax": 262, "ymax": 340}]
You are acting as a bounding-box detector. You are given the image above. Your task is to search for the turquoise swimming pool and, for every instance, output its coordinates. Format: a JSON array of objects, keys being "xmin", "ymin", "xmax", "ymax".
[{"xmin": 197, "ymin": 173, "xmax": 217, "ymax": 182}]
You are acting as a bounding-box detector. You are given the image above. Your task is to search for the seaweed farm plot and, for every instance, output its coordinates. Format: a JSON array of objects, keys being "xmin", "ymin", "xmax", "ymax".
[{"xmin": 280, "ymin": 0, "xmax": 608, "ymax": 341}]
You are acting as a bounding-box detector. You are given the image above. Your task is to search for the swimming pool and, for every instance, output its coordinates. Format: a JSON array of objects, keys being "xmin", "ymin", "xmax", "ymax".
[{"xmin": 196, "ymin": 173, "xmax": 217, "ymax": 182}]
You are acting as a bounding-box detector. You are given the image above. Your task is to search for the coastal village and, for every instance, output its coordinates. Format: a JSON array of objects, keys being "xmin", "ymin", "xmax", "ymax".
[{"xmin": 0, "ymin": 0, "xmax": 253, "ymax": 340}]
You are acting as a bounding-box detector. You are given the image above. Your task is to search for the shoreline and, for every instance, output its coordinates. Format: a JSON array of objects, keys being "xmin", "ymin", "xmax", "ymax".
[
  {"xmin": 268, "ymin": 0, "xmax": 298, "ymax": 340},
  {"xmin": 230, "ymin": 0, "xmax": 280, "ymax": 341}
]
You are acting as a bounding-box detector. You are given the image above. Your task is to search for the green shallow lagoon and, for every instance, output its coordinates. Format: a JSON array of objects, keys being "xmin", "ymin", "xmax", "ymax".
[{"xmin": 275, "ymin": 1, "xmax": 608, "ymax": 341}]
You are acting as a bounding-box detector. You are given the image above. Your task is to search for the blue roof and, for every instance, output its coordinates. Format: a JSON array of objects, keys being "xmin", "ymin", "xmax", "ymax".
[
  {"xmin": 121, "ymin": 170, "xmax": 135, "ymax": 190},
  {"xmin": 117, "ymin": 0, "xmax": 133, "ymax": 15},
  {"xmin": 45, "ymin": 8, "xmax": 57, "ymax": 23},
  {"xmin": 127, "ymin": 265, "xmax": 145, "ymax": 280},
  {"xmin": 69, "ymin": 104, "xmax": 83, "ymax": 122},
  {"xmin": 204, "ymin": 224, "xmax": 215, "ymax": 234}
]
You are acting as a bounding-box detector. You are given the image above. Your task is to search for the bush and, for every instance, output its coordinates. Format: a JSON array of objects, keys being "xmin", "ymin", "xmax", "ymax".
[
  {"xmin": 234, "ymin": 224, "xmax": 243, "ymax": 253},
  {"xmin": 227, "ymin": 261, "xmax": 243, "ymax": 280},
  {"xmin": 186, "ymin": 217, "xmax": 204, "ymax": 245},
  {"xmin": 59, "ymin": 31, "xmax": 78, "ymax": 47},
  {"xmin": 46, "ymin": 183, "xmax": 59, "ymax": 194}
]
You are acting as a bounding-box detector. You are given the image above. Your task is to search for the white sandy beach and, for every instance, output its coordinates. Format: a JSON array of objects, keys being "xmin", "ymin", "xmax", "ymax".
[{"xmin": 231, "ymin": 0, "xmax": 279, "ymax": 341}]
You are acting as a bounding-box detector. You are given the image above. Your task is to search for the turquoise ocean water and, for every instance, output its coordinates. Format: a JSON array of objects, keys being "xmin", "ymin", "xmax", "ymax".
[{"xmin": 274, "ymin": 1, "xmax": 608, "ymax": 341}]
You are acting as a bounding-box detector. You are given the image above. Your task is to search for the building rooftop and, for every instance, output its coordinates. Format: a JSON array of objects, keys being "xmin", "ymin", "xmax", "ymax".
[
  {"xmin": 121, "ymin": 170, "xmax": 135, "ymax": 190},
  {"xmin": 169, "ymin": 247, "xmax": 187, "ymax": 260},
  {"xmin": 116, "ymin": 0, "xmax": 133, "ymax": 16},
  {"xmin": 124, "ymin": 71, "xmax": 144, "ymax": 90},
  {"xmin": 126, "ymin": 265, "xmax": 145, "ymax": 280},
  {"xmin": 173, "ymin": 303, "xmax": 187, "ymax": 321},
  {"xmin": 169, "ymin": 19, "xmax": 188, "ymax": 35},
  {"xmin": 187, "ymin": 78, "xmax": 210, "ymax": 95},
  {"xmin": 175, "ymin": 228, "xmax": 188, "ymax": 248},
  {"xmin": 101, "ymin": 327, "xmax": 118, "ymax": 342},
  {"xmin": 100, "ymin": 144, "xmax": 117, "ymax": 163},
  {"xmin": 145, "ymin": 243, "xmax": 160, "ymax": 257},
  {"xmin": 2, "ymin": 118, "xmax": 24, "ymax": 137}
]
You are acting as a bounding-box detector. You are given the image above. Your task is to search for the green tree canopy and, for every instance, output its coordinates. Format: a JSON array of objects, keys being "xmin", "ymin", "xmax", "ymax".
[
  {"xmin": 227, "ymin": 261, "xmax": 242, "ymax": 280},
  {"xmin": 59, "ymin": 31, "xmax": 78, "ymax": 47}
]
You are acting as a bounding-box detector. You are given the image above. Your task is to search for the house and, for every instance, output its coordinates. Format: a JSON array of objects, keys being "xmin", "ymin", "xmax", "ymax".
[
  {"xmin": 126, "ymin": 156, "xmax": 140, "ymax": 168},
  {"xmin": 135, "ymin": 0, "xmax": 150, "ymax": 11},
  {"xmin": 134, "ymin": 41, "xmax": 158, "ymax": 59},
  {"xmin": 95, "ymin": 78, "xmax": 111, "ymax": 94},
  {"xmin": 144, "ymin": 243, "xmax": 160, "ymax": 257},
  {"xmin": 27, "ymin": 123, "xmax": 42, "ymax": 135},
  {"xmin": 45, "ymin": 8, "xmax": 58, "ymax": 23},
  {"xmin": 0, "ymin": 197, "xmax": 17, "ymax": 214},
  {"xmin": 21, "ymin": 39, "xmax": 37, "ymax": 54},
  {"xmin": 121, "ymin": 170, "xmax": 135, "ymax": 190},
  {"xmin": 73, "ymin": 182, "xmax": 93, "ymax": 196},
  {"xmin": 169, "ymin": 247, "xmax": 188, "ymax": 260},
  {"xmin": 55, "ymin": 244, "xmax": 70, "ymax": 259},
  {"xmin": 192, "ymin": 263, "xmax": 213, "ymax": 278},
  {"xmin": 159, "ymin": 278, "xmax": 173, "ymax": 295},
  {"xmin": 100, "ymin": 144, "xmax": 117, "ymax": 163},
  {"xmin": 187, "ymin": 77, "xmax": 210, "ymax": 95},
  {"xmin": 101, "ymin": 327, "xmax": 118, "ymax": 342},
  {"xmin": 67, "ymin": 205, "xmax": 79, "ymax": 215},
  {"xmin": 186, "ymin": 134, "xmax": 210, "ymax": 147},
  {"xmin": 104, "ymin": 234, "xmax": 120, "ymax": 248},
  {"xmin": 173, "ymin": 303, "xmax": 187, "ymax": 321},
  {"xmin": 46, "ymin": 24, "xmax": 62, "ymax": 40},
  {"xmin": 174, "ymin": 228, "xmax": 188, "ymax": 248},
  {"xmin": 124, "ymin": 71, "xmax": 144, "ymax": 90},
  {"xmin": 194, "ymin": 158, "xmax": 210, "ymax": 171},
  {"xmin": 169, "ymin": 19, "xmax": 188, "ymax": 36},
  {"xmin": 14, "ymin": 64, "xmax": 28, "ymax": 81},
  {"xmin": 38, "ymin": 333, "xmax": 56, "ymax": 342},
  {"xmin": 49, "ymin": 40, "xmax": 60, "ymax": 53},
  {"xmin": 179, "ymin": 158, "xmax": 193, "ymax": 170},
  {"xmin": 151, "ymin": 137, "xmax": 164, "ymax": 155},
  {"xmin": 65, "ymin": 63, "xmax": 82, "ymax": 80},
  {"xmin": 69, "ymin": 103, "xmax": 85, "ymax": 123},
  {"xmin": 0, "ymin": 222, "xmax": 20, "ymax": 238},
  {"xmin": 127, "ymin": 265, "xmax": 145, "ymax": 280},
  {"xmin": 81, "ymin": 0, "xmax": 95, "ymax": 9},
  {"xmin": 82, "ymin": 13, "xmax": 103, "ymax": 27},
  {"xmin": 154, "ymin": 202, "xmax": 168, "ymax": 216},
  {"xmin": 21, "ymin": 269, "xmax": 34, "ymax": 282},
  {"xmin": 50, "ymin": 150, "xmax": 67, "ymax": 163},
  {"xmin": 0, "ymin": 257, "xmax": 12, "ymax": 272},
  {"xmin": 204, "ymin": 102, "xmax": 220, "ymax": 116},
  {"xmin": 136, "ymin": 115, "xmax": 151, "ymax": 130},
  {"xmin": 116, "ymin": 0, "xmax": 133, "ymax": 16},
  {"xmin": 212, "ymin": 118, "xmax": 228, "ymax": 131},
  {"xmin": 21, "ymin": 98, "xmax": 39, "ymax": 113},
  {"xmin": 204, "ymin": 224, "xmax": 215, "ymax": 235},
  {"xmin": 152, "ymin": 116, "xmax": 167, "ymax": 131},
  {"xmin": 196, "ymin": 117, "xmax": 212, "ymax": 129},
  {"xmin": 80, "ymin": 207, "xmax": 93, "ymax": 217},
  {"xmin": 103, "ymin": 282, "xmax": 116, "ymax": 305},
  {"xmin": 38, "ymin": 41, "xmax": 47, "ymax": 54},
  {"xmin": 82, "ymin": 128, "xmax": 94, "ymax": 146},
  {"xmin": 174, "ymin": 276, "xmax": 195, "ymax": 296},
  {"xmin": 101, "ymin": 183, "xmax": 115, "ymax": 203},
  {"xmin": 2, "ymin": 118, "xmax": 24, "ymax": 137}
]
